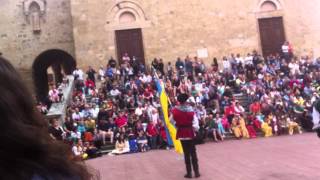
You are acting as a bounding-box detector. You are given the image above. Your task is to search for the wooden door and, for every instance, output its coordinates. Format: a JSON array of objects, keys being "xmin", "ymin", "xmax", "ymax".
[
  {"xmin": 258, "ymin": 17, "xmax": 286, "ymax": 57},
  {"xmin": 115, "ymin": 28, "xmax": 145, "ymax": 65}
]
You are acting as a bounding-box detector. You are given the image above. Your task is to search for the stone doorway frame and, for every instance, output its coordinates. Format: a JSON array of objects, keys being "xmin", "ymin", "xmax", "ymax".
[
  {"xmin": 32, "ymin": 49, "xmax": 76, "ymax": 102},
  {"xmin": 105, "ymin": 1, "xmax": 151, "ymax": 64},
  {"xmin": 254, "ymin": 0, "xmax": 286, "ymax": 56}
]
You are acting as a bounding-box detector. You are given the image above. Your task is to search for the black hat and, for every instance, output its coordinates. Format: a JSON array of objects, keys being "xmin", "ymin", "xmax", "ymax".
[{"xmin": 177, "ymin": 93, "xmax": 189, "ymax": 103}]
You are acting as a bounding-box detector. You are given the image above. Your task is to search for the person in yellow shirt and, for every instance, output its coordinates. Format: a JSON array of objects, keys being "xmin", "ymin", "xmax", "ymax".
[
  {"xmin": 287, "ymin": 116, "xmax": 302, "ymax": 135},
  {"xmin": 261, "ymin": 114, "xmax": 273, "ymax": 137}
]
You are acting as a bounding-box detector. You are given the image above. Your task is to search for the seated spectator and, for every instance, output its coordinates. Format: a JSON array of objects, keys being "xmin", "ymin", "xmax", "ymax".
[
  {"xmin": 128, "ymin": 129, "xmax": 139, "ymax": 153},
  {"xmin": 221, "ymin": 114, "xmax": 231, "ymax": 133},
  {"xmin": 287, "ymin": 116, "xmax": 302, "ymax": 135},
  {"xmin": 48, "ymin": 119, "xmax": 65, "ymax": 141},
  {"xmin": 137, "ymin": 130, "xmax": 149, "ymax": 152},
  {"xmin": 77, "ymin": 120, "xmax": 86, "ymax": 136},
  {"xmin": 207, "ymin": 114, "xmax": 223, "ymax": 142},
  {"xmin": 82, "ymin": 105, "xmax": 94, "ymax": 119},
  {"xmin": 72, "ymin": 140, "xmax": 88, "ymax": 160},
  {"xmin": 216, "ymin": 114, "xmax": 226, "ymax": 138},
  {"xmin": 231, "ymin": 116, "xmax": 242, "ymax": 139},
  {"xmin": 110, "ymin": 86, "xmax": 121, "ymax": 97},
  {"xmin": 36, "ymin": 102, "xmax": 48, "ymax": 114},
  {"xmin": 109, "ymin": 134, "xmax": 130, "ymax": 155},
  {"xmin": 115, "ymin": 111, "xmax": 128, "ymax": 128},
  {"xmin": 234, "ymin": 101, "xmax": 245, "ymax": 115},
  {"xmin": 246, "ymin": 115, "xmax": 257, "ymax": 138},
  {"xmin": 83, "ymin": 142, "xmax": 100, "ymax": 159},
  {"xmin": 250, "ymin": 100, "xmax": 261, "ymax": 115},
  {"xmin": 97, "ymin": 118, "xmax": 115, "ymax": 144},
  {"xmin": 48, "ymin": 85, "xmax": 60, "ymax": 103},
  {"xmin": 84, "ymin": 118, "xmax": 96, "ymax": 133},
  {"xmin": 72, "ymin": 108, "xmax": 82, "ymax": 121},
  {"xmin": 238, "ymin": 115, "xmax": 250, "ymax": 139},
  {"xmin": 261, "ymin": 117, "xmax": 273, "ymax": 137}
]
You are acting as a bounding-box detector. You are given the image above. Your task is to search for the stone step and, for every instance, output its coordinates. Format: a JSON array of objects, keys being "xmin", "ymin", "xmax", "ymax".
[{"xmin": 99, "ymin": 144, "xmax": 115, "ymax": 155}]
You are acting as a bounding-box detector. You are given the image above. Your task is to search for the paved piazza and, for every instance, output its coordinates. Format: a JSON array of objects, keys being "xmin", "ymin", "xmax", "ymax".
[{"xmin": 87, "ymin": 133, "xmax": 320, "ymax": 180}]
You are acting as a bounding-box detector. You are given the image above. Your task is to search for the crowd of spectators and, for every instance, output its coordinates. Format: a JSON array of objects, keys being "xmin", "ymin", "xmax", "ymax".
[{"xmin": 46, "ymin": 42, "xmax": 319, "ymax": 159}]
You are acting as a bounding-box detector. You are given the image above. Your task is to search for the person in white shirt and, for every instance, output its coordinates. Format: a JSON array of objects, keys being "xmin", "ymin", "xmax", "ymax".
[
  {"xmin": 281, "ymin": 41, "xmax": 289, "ymax": 54},
  {"xmin": 235, "ymin": 54, "xmax": 244, "ymax": 65},
  {"xmin": 122, "ymin": 53, "xmax": 130, "ymax": 64},
  {"xmin": 150, "ymin": 109, "xmax": 159, "ymax": 124},
  {"xmin": 98, "ymin": 66, "xmax": 105, "ymax": 81},
  {"xmin": 244, "ymin": 53, "xmax": 253, "ymax": 66},
  {"xmin": 222, "ymin": 56, "xmax": 231, "ymax": 72},
  {"xmin": 288, "ymin": 61, "xmax": 300, "ymax": 75},
  {"xmin": 110, "ymin": 87, "xmax": 121, "ymax": 97},
  {"xmin": 135, "ymin": 104, "xmax": 145, "ymax": 117},
  {"xmin": 72, "ymin": 108, "xmax": 82, "ymax": 121},
  {"xmin": 73, "ymin": 68, "xmax": 84, "ymax": 81}
]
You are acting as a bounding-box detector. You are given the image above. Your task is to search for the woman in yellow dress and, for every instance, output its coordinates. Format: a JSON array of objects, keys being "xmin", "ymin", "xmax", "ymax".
[
  {"xmin": 261, "ymin": 114, "xmax": 273, "ymax": 137},
  {"xmin": 231, "ymin": 116, "xmax": 242, "ymax": 138},
  {"xmin": 287, "ymin": 116, "xmax": 302, "ymax": 135},
  {"xmin": 238, "ymin": 115, "xmax": 250, "ymax": 138}
]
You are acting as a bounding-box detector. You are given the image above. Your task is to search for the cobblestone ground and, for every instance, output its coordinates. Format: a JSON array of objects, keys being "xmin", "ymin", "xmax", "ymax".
[{"xmin": 87, "ymin": 133, "xmax": 320, "ymax": 180}]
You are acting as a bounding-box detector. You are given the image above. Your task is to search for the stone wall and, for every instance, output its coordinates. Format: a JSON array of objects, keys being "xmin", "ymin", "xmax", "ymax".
[
  {"xmin": 0, "ymin": 0, "xmax": 75, "ymax": 70},
  {"xmin": 1, "ymin": 0, "xmax": 319, "ymax": 71},
  {"xmin": 70, "ymin": 0, "xmax": 320, "ymax": 69}
]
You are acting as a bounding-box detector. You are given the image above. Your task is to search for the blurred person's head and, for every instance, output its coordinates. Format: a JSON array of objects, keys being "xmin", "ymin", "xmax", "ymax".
[{"xmin": 0, "ymin": 57, "xmax": 97, "ymax": 180}]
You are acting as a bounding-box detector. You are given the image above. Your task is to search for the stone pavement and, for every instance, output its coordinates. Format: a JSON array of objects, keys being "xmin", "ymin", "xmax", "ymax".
[{"xmin": 87, "ymin": 133, "xmax": 320, "ymax": 180}]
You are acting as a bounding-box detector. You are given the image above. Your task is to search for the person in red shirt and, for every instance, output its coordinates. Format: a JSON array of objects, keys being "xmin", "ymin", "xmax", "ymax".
[
  {"xmin": 171, "ymin": 93, "xmax": 200, "ymax": 178},
  {"xmin": 146, "ymin": 121, "xmax": 158, "ymax": 149},
  {"xmin": 250, "ymin": 100, "xmax": 261, "ymax": 115},
  {"xmin": 158, "ymin": 121, "xmax": 168, "ymax": 149},
  {"xmin": 115, "ymin": 111, "xmax": 128, "ymax": 128},
  {"xmin": 85, "ymin": 78, "xmax": 95, "ymax": 88},
  {"xmin": 224, "ymin": 103, "xmax": 235, "ymax": 124}
]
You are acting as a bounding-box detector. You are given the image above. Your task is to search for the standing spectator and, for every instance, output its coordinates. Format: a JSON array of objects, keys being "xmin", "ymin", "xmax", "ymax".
[
  {"xmin": 151, "ymin": 58, "xmax": 159, "ymax": 71},
  {"xmin": 73, "ymin": 68, "xmax": 84, "ymax": 81},
  {"xmin": 86, "ymin": 66, "xmax": 96, "ymax": 83},
  {"xmin": 158, "ymin": 58, "xmax": 165, "ymax": 75},
  {"xmin": 108, "ymin": 56, "xmax": 117, "ymax": 68},
  {"xmin": 122, "ymin": 53, "xmax": 130, "ymax": 64},
  {"xmin": 146, "ymin": 121, "xmax": 158, "ymax": 149}
]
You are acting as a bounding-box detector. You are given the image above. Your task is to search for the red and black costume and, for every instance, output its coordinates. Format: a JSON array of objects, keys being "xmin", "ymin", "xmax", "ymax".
[{"xmin": 172, "ymin": 103, "xmax": 200, "ymax": 178}]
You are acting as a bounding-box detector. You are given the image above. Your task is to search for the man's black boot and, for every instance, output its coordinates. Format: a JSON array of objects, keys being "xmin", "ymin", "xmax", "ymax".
[{"xmin": 184, "ymin": 173, "xmax": 192, "ymax": 178}]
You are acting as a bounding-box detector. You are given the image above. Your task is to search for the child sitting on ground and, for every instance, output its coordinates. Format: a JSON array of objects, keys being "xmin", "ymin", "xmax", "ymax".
[{"xmin": 137, "ymin": 130, "xmax": 148, "ymax": 152}]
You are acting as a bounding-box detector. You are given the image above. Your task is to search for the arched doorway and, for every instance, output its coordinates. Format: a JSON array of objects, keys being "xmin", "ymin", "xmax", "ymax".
[
  {"xmin": 256, "ymin": 0, "xmax": 286, "ymax": 57},
  {"xmin": 32, "ymin": 49, "xmax": 76, "ymax": 102}
]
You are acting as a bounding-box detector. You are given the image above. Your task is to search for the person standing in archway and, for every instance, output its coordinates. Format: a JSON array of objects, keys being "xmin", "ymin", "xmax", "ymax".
[
  {"xmin": 86, "ymin": 66, "xmax": 96, "ymax": 84},
  {"xmin": 171, "ymin": 93, "xmax": 201, "ymax": 178}
]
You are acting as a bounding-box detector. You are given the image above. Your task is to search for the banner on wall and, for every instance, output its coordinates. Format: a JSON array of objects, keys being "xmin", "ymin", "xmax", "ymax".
[{"xmin": 197, "ymin": 48, "xmax": 208, "ymax": 58}]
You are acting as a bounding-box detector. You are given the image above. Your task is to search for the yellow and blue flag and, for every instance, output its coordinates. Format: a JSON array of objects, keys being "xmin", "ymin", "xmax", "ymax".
[{"xmin": 155, "ymin": 78, "xmax": 183, "ymax": 154}]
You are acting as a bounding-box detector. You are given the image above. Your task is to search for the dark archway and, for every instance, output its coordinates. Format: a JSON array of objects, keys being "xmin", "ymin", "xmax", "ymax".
[{"xmin": 32, "ymin": 49, "xmax": 76, "ymax": 102}]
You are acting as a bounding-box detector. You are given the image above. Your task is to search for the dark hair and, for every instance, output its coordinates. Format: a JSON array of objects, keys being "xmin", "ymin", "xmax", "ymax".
[
  {"xmin": 0, "ymin": 57, "xmax": 97, "ymax": 179},
  {"xmin": 177, "ymin": 93, "xmax": 189, "ymax": 103}
]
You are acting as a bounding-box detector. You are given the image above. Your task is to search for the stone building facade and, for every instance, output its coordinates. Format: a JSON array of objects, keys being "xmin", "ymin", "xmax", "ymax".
[
  {"xmin": 71, "ymin": 0, "xmax": 320, "ymax": 68},
  {"xmin": 0, "ymin": 0, "xmax": 74, "ymax": 70},
  {"xmin": 0, "ymin": 0, "xmax": 320, "ymax": 97}
]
